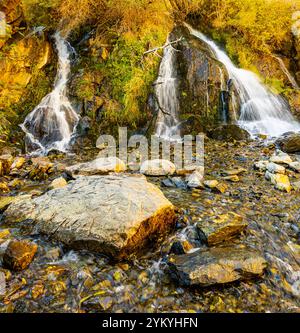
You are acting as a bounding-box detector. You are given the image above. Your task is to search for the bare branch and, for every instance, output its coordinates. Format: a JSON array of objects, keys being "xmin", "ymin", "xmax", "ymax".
[{"xmin": 143, "ymin": 37, "xmax": 183, "ymax": 57}]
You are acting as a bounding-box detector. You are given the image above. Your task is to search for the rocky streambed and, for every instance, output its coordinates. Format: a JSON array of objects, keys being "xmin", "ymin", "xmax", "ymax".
[{"xmin": 0, "ymin": 135, "xmax": 300, "ymax": 313}]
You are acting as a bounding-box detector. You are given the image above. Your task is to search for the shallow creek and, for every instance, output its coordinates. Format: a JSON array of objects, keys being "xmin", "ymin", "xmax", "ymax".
[{"xmin": 0, "ymin": 139, "xmax": 299, "ymax": 313}]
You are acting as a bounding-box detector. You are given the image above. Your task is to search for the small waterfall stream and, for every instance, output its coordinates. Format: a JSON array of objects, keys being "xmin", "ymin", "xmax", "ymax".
[
  {"xmin": 187, "ymin": 24, "xmax": 300, "ymax": 138},
  {"xmin": 21, "ymin": 32, "xmax": 79, "ymax": 154},
  {"xmin": 154, "ymin": 40, "xmax": 181, "ymax": 141}
]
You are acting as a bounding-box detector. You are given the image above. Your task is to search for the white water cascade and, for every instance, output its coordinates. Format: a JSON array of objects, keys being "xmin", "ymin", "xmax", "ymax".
[
  {"xmin": 155, "ymin": 40, "xmax": 181, "ymax": 141},
  {"xmin": 21, "ymin": 32, "xmax": 79, "ymax": 154},
  {"xmin": 187, "ymin": 24, "xmax": 300, "ymax": 138}
]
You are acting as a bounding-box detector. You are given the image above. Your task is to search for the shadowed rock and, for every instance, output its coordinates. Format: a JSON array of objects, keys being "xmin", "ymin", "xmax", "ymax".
[
  {"xmin": 276, "ymin": 132, "xmax": 300, "ymax": 153},
  {"xmin": 168, "ymin": 247, "xmax": 267, "ymax": 286}
]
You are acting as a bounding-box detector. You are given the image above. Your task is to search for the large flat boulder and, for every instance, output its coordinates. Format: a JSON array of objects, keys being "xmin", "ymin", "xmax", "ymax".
[
  {"xmin": 168, "ymin": 247, "xmax": 267, "ymax": 286},
  {"xmin": 4, "ymin": 175, "xmax": 176, "ymax": 258}
]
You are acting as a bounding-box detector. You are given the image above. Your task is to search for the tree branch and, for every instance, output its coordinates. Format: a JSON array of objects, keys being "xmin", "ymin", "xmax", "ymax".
[{"xmin": 143, "ymin": 37, "xmax": 183, "ymax": 57}]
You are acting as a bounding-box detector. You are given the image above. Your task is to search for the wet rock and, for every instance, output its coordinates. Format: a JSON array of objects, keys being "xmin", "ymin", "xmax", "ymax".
[
  {"xmin": 4, "ymin": 175, "xmax": 176, "ymax": 258},
  {"xmin": 168, "ymin": 247, "xmax": 267, "ymax": 286},
  {"xmin": 288, "ymin": 161, "xmax": 300, "ymax": 173},
  {"xmin": 8, "ymin": 179, "xmax": 25, "ymax": 188},
  {"xmin": 31, "ymin": 281, "xmax": 45, "ymax": 300},
  {"xmin": 265, "ymin": 171, "xmax": 292, "ymax": 192},
  {"xmin": 10, "ymin": 156, "xmax": 26, "ymax": 170},
  {"xmin": 49, "ymin": 177, "xmax": 68, "ymax": 190},
  {"xmin": 0, "ymin": 195, "xmax": 31, "ymax": 212},
  {"xmin": 161, "ymin": 177, "xmax": 187, "ymax": 189},
  {"xmin": 204, "ymin": 180, "xmax": 228, "ymax": 193},
  {"xmin": 221, "ymin": 168, "xmax": 247, "ymax": 176},
  {"xmin": 0, "ymin": 154, "xmax": 13, "ymax": 176},
  {"xmin": 169, "ymin": 240, "xmax": 194, "ymax": 255},
  {"xmin": 3, "ymin": 240, "xmax": 38, "ymax": 271},
  {"xmin": 197, "ymin": 212, "xmax": 247, "ymax": 246},
  {"xmin": 172, "ymin": 177, "xmax": 188, "ymax": 189},
  {"xmin": 66, "ymin": 157, "xmax": 126, "ymax": 177},
  {"xmin": 254, "ymin": 160, "xmax": 269, "ymax": 171},
  {"xmin": 0, "ymin": 182, "xmax": 10, "ymax": 193},
  {"xmin": 29, "ymin": 157, "xmax": 54, "ymax": 180},
  {"xmin": 140, "ymin": 159, "xmax": 176, "ymax": 176},
  {"xmin": 209, "ymin": 124, "xmax": 251, "ymax": 141},
  {"xmin": 270, "ymin": 151, "xmax": 293, "ymax": 165},
  {"xmin": 204, "ymin": 180, "xmax": 219, "ymax": 189},
  {"xmin": 292, "ymin": 181, "xmax": 300, "ymax": 191},
  {"xmin": 222, "ymin": 175, "xmax": 240, "ymax": 182},
  {"xmin": 176, "ymin": 165, "xmax": 205, "ymax": 176},
  {"xmin": 267, "ymin": 162, "xmax": 286, "ymax": 174},
  {"xmin": 276, "ymin": 132, "xmax": 300, "ymax": 153},
  {"xmin": 161, "ymin": 178, "xmax": 175, "ymax": 187},
  {"xmin": 186, "ymin": 171, "xmax": 204, "ymax": 188},
  {"xmin": 0, "ymin": 229, "xmax": 10, "ymax": 239}
]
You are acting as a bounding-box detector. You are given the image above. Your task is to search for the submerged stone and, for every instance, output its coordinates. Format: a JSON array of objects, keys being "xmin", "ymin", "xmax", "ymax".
[
  {"xmin": 168, "ymin": 247, "xmax": 267, "ymax": 286},
  {"xmin": 4, "ymin": 175, "xmax": 176, "ymax": 259},
  {"xmin": 197, "ymin": 212, "xmax": 248, "ymax": 245}
]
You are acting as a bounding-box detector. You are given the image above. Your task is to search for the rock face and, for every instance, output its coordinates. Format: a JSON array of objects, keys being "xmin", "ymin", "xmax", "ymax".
[
  {"xmin": 65, "ymin": 157, "xmax": 126, "ymax": 177},
  {"xmin": 4, "ymin": 175, "xmax": 176, "ymax": 258},
  {"xmin": 209, "ymin": 124, "xmax": 251, "ymax": 141},
  {"xmin": 3, "ymin": 240, "xmax": 38, "ymax": 271},
  {"xmin": 197, "ymin": 212, "xmax": 248, "ymax": 246},
  {"xmin": 276, "ymin": 133, "xmax": 300, "ymax": 153},
  {"xmin": 168, "ymin": 247, "xmax": 267, "ymax": 286},
  {"xmin": 148, "ymin": 25, "xmax": 237, "ymax": 134},
  {"xmin": 140, "ymin": 159, "xmax": 176, "ymax": 176}
]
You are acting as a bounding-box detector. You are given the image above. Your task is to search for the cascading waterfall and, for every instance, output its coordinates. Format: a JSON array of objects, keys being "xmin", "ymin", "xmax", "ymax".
[
  {"xmin": 21, "ymin": 32, "xmax": 79, "ymax": 154},
  {"xmin": 186, "ymin": 24, "xmax": 300, "ymax": 138},
  {"xmin": 154, "ymin": 40, "xmax": 181, "ymax": 141}
]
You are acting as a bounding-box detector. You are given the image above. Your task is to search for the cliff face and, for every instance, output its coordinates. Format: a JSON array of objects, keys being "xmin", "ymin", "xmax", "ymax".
[{"xmin": 0, "ymin": 1, "xmax": 54, "ymax": 142}]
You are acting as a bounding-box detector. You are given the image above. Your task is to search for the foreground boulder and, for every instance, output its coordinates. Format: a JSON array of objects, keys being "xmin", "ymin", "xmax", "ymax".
[
  {"xmin": 275, "ymin": 132, "xmax": 300, "ymax": 153},
  {"xmin": 197, "ymin": 212, "xmax": 248, "ymax": 246},
  {"xmin": 3, "ymin": 240, "xmax": 38, "ymax": 271},
  {"xmin": 168, "ymin": 247, "xmax": 267, "ymax": 286},
  {"xmin": 4, "ymin": 175, "xmax": 176, "ymax": 258},
  {"xmin": 65, "ymin": 157, "xmax": 126, "ymax": 177}
]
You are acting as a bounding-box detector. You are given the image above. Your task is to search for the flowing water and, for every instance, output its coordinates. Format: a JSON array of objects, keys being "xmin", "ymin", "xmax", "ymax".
[
  {"xmin": 155, "ymin": 40, "xmax": 181, "ymax": 141},
  {"xmin": 186, "ymin": 24, "xmax": 300, "ymax": 138},
  {"xmin": 21, "ymin": 32, "xmax": 79, "ymax": 154}
]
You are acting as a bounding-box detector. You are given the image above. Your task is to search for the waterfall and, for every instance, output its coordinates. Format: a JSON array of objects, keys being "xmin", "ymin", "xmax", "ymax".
[
  {"xmin": 21, "ymin": 32, "xmax": 79, "ymax": 154},
  {"xmin": 186, "ymin": 24, "xmax": 300, "ymax": 138},
  {"xmin": 154, "ymin": 40, "xmax": 181, "ymax": 141}
]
